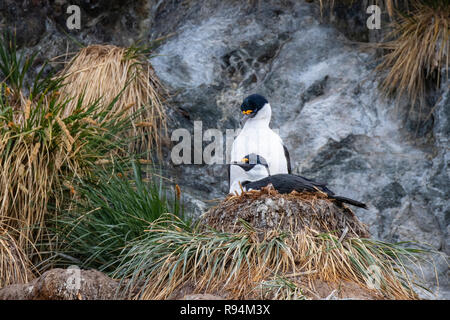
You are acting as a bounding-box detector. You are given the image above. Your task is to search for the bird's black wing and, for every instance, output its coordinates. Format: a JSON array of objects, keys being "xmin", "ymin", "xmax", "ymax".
[
  {"xmin": 283, "ymin": 144, "xmax": 292, "ymax": 174},
  {"xmin": 227, "ymin": 163, "xmax": 231, "ymax": 192},
  {"xmin": 292, "ymin": 174, "xmax": 334, "ymax": 195},
  {"xmin": 331, "ymin": 195, "xmax": 368, "ymax": 209},
  {"xmin": 246, "ymin": 174, "xmax": 316, "ymax": 194},
  {"xmin": 247, "ymin": 174, "xmax": 367, "ymax": 209}
]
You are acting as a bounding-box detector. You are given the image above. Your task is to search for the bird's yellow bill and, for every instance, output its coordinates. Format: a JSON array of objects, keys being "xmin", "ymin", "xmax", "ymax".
[
  {"xmin": 241, "ymin": 157, "xmax": 249, "ymax": 163},
  {"xmin": 242, "ymin": 110, "xmax": 253, "ymax": 115}
]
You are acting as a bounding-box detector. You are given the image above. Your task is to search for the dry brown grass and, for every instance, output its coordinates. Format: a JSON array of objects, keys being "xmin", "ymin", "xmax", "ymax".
[
  {"xmin": 1, "ymin": 35, "xmax": 167, "ymax": 287},
  {"xmin": 0, "ymin": 90, "xmax": 129, "ymax": 260},
  {"xmin": 377, "ymin": 0, "xmax": 449, "ymax": 108},
  {"xmin": 57, "ymin": 45, "xmax": 167, "ymax": 158},
  {"xmin": 117, "ymin": 188, "xmax": 428, "ymax": 300},
  {"xmin": 0, "ymin": 224, "xmax": 34, "ymax": 287},
  {"xmin": 1, "ymin": 39, "xmax": 147, "ymax": 283},
  {"xmin": 0, "ymin": 130, "xmax": 52, "ymax": 253}
]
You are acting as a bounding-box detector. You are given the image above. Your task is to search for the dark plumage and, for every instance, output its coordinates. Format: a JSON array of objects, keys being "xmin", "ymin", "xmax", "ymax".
[
  {"xmin": 240, "ymin": 94, "xmax": 268, "ymax": 117},
  {"xmin": 242, "ymin": 174, "xmax": 368, "ymax": 209},
  {"xmin": 283, "ymin": 145, "xmax": 292, "ymax": 174}
]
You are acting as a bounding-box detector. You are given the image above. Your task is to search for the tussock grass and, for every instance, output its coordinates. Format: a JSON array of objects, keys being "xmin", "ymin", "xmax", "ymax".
[
  {"xmin": 376, "ymin": 0, "xmax": 449, "ymax": 108},
  {"xmin": 0, "ymin": 224, "xmax": 34, "ymax": 287},
  {"xmin": 57, "ymin": 44, "xmax": 167, "ymax": 158},
  {"xmin": 0, "ymin": 89, "xmax": 132, "ymax": 257},
  {"xmin": 51, "ymin": 161, "xmax": 184, "ymax": 273},
  {"xmin": 0, "ymin": 33, "xmax": 136, "ymax": 282},
  {"xmin": 318, "ymin": 1, "xmax": 448, "ymax": 109},
  {"xmin": 115, "ymin": 210, "xmax": 430, "ymax": 300}
]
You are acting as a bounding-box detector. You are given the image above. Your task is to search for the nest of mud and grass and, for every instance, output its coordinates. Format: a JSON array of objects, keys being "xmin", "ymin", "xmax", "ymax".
[
  {"xmin": 201, "ymin": 186, "xmax": 370, "ymax": 239},
  {"xmin": 117, "ymin": 187, "xmax": 428, "ymax": 300}
]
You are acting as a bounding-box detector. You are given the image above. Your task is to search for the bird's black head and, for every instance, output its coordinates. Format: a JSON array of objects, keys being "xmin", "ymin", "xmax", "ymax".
[
  {"xmin": 232, "ymin": 153, "xmax": 269, "ymax": 171},
  {"xmin": 240, "ymin": 94, "xmax": 268, "ymax": 118}
]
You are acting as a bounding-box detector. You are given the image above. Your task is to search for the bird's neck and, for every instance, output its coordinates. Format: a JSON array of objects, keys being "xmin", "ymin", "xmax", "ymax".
[{"xmin": 243, "ymin": 119, "xmax": 270, "ymax": 130}]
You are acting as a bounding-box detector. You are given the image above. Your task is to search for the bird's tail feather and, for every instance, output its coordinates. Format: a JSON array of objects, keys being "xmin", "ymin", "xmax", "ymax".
[{"xmin": 331, "ymin": 196, "xmax": 368, "ymax": 209}]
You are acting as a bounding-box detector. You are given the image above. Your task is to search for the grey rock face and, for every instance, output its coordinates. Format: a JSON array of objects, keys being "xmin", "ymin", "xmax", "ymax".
[{"xmin": 150, "ymin": 1, "xmax": 449, "ymax": 298}]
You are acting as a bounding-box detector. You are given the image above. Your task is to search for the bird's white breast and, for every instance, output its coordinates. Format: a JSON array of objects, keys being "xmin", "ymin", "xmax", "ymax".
[
  {"xmin": 230, "ymin": 126, "xmax": 288, "ymax": 174},
  {"xmin": 229, "ymin": 129, "xmax": 288, "ymax": 194}
]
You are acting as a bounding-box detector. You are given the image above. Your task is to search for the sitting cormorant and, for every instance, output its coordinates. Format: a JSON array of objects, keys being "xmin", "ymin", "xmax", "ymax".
[{"xmin": 231, "ymin": 153, "xmax": 368, "ymax": 209}]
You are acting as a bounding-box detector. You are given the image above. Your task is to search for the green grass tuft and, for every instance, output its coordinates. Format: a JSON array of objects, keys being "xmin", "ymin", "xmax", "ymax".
[{"xmin": 51, "ymin": 161, "xmax": 184, "ymax": 273}]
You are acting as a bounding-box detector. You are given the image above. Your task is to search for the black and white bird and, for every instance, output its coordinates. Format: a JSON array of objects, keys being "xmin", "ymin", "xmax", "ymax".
[
  {"xmin": 229, "ymin": 94, "xmax": 291, "ymax": 194},
  {"xmin": 230, "ymin": 154, "xmax": 368, "ymax": 209}
]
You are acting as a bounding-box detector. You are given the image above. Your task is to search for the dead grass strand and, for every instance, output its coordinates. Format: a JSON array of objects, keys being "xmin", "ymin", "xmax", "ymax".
[{"xmin": 57, "ymin": 45, "xmax": 167, "ymax": 159}]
